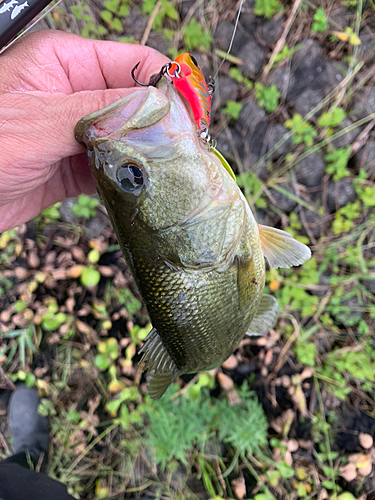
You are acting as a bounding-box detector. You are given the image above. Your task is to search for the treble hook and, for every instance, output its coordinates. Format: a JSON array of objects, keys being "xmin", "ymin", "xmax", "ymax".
[
  {"xmin": 131, "ymin": 61, "xmax": 172, "ymax": 88},
  {"xmin": 131, "ymin": 62, "xmax": 149, "ymax": 86}
]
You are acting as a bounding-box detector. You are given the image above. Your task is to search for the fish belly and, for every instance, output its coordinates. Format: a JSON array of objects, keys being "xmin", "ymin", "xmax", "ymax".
[{"xmin": 132, "ymin": 254, "xmax": 262, "ymax": 373}]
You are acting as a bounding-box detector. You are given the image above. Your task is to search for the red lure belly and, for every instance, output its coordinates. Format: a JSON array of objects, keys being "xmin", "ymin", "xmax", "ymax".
[{"xmin": 168, "ymin": 53, "xmax": 212, "ymax": 132}]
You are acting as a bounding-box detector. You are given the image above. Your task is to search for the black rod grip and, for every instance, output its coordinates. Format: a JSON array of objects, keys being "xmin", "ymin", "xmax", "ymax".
[{"xmin": 0, "ymin": 0, "xmax": 53, "ymax": 50}]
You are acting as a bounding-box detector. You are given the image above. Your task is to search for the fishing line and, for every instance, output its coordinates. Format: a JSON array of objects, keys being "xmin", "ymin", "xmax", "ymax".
[{"xmin": 213, "ymin": 0, "xmax": 244, "ymax": 80}]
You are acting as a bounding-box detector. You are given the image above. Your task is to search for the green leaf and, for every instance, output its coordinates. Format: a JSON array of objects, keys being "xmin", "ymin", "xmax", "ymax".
[
  {"xmin": 80, "ymin": 267, "xmax": 101, "ymax": 287},
  {"xmin": 41, "ymin": 312, "xmax": 67, "ymax": 332},
  {"xmin": 278, "ymin": 461, "xmax": 295, "ymax": 479},
  {"xmin": 14, "ymin": 300, "xmax": 27, "ymax": 313},
  {"xmin": 88, "ymin": 249, "xmax": 100, "ymax": 264},
  {"xmin": 318, "ymin": 106, "xmax": 346, "ymax": 128},
  {"xmin": 142, "ymin": 0, "xmax": 157, "ymax": 15},
  {"xmin": 100, "ymin": 10, "xmax": 113, "ymax": 22},
  {"xmin": 105, "ymin": 337, "xmax": 119, "ymax": 359},
  {"xmin": 42, "ymin": 203, "xmax": 61, "ymax": 220},
  {"xmin": 325, "ymin": 146, "xmax": 351, "ymax": 180},
  {"xmin": 294, "ymin": 341, "xmax": 316, "ymax": 366},
  {"xmin": 222, "ymin": 100, "xmax": 243, "ymax": 120},
  {"xmin": 67, "ymin": 409, "xmax": 81, "ymax": 422},
  {"xmin": 229, "ymin": 67, "xmax": 253, "ymax": 88},
  {"xmin": 266, "ymin": 470, "xmax": 281, "ymax": 486},
  {"xmin": 182, "ymin": 18, "xmax": 212, "ymax": 51},
  {"xmin": 94, "ymin": 353, "xmax": 111, "ymax": 370},
  {"xmin": 312, "ymin": 7, "xmax": 328, "ymax": 33},
  {"xmin": 284, "ymin": 114, "xmax": 317, "ymax": 148},
  {"xmin": 111, "ymin": 17, "xmax": 123, "ymax": 31},
  {"xmin": 255, "ymin": 82, "xmax": 280, "ymax": 112},
  {"xmin": 103, "ymin": 0, "xmax": 119, "ymax": 14},
  {"xmin": 119, "ymin": 4, "xmax": 129, "ymax": 16},
  {"xmin": 106, "ymin": 398, "xmax": 122, "ymax": 416},
  {"xmin": 337, "ymin": 493, "xmax": 358, "ymax": 500},
  {"xmin": 254, "ymin": 0, "xmax": 283, "ymax": 18}
]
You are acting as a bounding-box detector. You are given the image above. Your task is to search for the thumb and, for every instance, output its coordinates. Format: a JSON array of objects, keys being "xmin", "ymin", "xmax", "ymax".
[{"xmin": 46, "ymin": 88, "xmax": 137, "ymax": 159}]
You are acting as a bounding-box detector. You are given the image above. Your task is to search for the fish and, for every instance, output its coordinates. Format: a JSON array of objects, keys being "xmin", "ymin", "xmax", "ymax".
[
  {"xmin": 0, "ymin": 0, "xmax": 18, "ymax": 14},
  {"xmin": 10, "ymin": 0, "xmax": 28, "ymax": 19},
  {"xmin": 75, "ymin": 79, "xmax": 311, "ymax": 400}
]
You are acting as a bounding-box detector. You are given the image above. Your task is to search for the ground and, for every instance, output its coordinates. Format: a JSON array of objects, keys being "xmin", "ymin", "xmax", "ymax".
[{"xmin": 0, "ymin": 0, "xmax": 375, "ymax": 499}]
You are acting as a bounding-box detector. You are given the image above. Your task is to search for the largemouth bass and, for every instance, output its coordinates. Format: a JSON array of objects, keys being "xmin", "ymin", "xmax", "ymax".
[{"xmin": 75, "ymin": 79, "xmax": 311, "ymax": 400}]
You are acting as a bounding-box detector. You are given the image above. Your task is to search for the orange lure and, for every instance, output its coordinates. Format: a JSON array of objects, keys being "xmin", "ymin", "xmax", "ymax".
[{"xmin": 167, "ymin": 53, "xmax": 213, "ymax": 132}]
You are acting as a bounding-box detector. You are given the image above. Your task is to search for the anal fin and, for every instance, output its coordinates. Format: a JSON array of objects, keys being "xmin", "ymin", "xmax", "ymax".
[
  {"xmin": 139, "ymin": 328, "xmax": 178, "ymax": 400},
  {"xmin": 246, "ymin": 294, "xmax": 279, "ymax": 337}
]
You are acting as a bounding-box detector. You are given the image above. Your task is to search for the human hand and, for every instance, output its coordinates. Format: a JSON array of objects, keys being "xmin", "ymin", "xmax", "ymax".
[{"xmin": 0, "ymin": 30, "xmax": 169, "ymax": 232}]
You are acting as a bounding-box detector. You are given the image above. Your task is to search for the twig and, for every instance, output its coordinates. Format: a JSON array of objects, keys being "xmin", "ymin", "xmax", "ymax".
[
  {"xmin": 170, "ymin": 373, "xmax": 200, "ymax": 400},
  {"xmin": 265, "ymin": 315, "xmax": 300, "ymax": 384},
  {"xmin": 262, "ymin": 0, "xmax": 303, "ymax": 80},
  {"xmin": 351, "ymin": 118, "xmax": 375, "ymax": 154},
  {"xmin": 0, "ymin": 367, "xmax": 16, "ymax": 391},
  {"xmin": 140, "ymin": 0, "xmax": 162, "ymax": 46}
]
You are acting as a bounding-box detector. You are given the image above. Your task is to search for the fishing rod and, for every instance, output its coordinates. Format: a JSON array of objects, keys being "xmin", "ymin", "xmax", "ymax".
[{"xmin": 0, "ymin": 0, "xmax": 54, "ymax": 51}]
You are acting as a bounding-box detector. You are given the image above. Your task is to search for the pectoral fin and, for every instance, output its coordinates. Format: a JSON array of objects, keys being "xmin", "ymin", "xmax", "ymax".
[
  {"xmin": 139, "ymin": 328, "xmax": 178, "ymax": 400},
  {"xmin": 258, "ymin": 225, "xmax": 311, "ymax": 269},
  {"xmin": 246, "ymin": 294, "xmax": 279, "ymax": 336}
]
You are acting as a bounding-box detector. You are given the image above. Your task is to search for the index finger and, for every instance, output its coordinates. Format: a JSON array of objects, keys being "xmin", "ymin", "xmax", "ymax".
[
  {"xmin": 1, "ymin": 30, "xmax": 170, "ymax": 93},
  {"xmin": 50, "ymin": 31, "xmax": 171, "ymax": 92}
]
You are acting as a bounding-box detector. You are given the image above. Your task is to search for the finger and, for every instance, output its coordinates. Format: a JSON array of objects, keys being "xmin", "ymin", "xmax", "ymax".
[
  {"xmin": 51, "ymin": 32, "xmax": 171, "ymax": 91},
  {"xmin": 1, "ymin": 31, "xmax": 170, "ymax": 93},
  {"xmin": 0, "ymin": 155, "xmax": 96, "ymax": 233},
  {"xmin": 1, "ymin": 88, "xmax": 146, "ymax": 170}
]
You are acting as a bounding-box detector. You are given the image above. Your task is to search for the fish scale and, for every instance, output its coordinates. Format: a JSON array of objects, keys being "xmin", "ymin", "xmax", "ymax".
[{"xmin": 134, "ymin": 255, "xmax": 261, "ymax": 371}]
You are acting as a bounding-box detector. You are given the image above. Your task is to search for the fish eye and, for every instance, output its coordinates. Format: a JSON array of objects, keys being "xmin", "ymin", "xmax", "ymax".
[
  {"xmin": 116, "ymin": 162, "xmax": 144, "ymax": 192},
  {"xmin": 189, "ymin": 54, "xmax": 199, "ymax": 68}
]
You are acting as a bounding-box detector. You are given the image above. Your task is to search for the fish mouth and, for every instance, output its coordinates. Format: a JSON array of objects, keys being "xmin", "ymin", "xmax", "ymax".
[{"xmin": 74, "ymin": 86, "xmax": 170, "ymax": 148}]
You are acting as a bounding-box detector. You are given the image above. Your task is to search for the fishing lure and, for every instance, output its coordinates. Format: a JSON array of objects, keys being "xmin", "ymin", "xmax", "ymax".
[
  {"xmin": 132, "ymin": 53, "xmax": 214, "ymax": 137},
  {"xmin": 167, "ymin": 53, "xmax": 214, "ymax": 134}
]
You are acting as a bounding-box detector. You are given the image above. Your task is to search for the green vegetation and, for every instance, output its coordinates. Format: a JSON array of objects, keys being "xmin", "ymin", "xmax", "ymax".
[
  {"xmin": 254, "ymin": 0, "xmax": 284, "ymax": 19},
  {"xmin": 222, "ymin": 100, "xmax": 243, "ymax": 120},
  {"xmin": 142, "ymin": 0, "xmax": 178, "ymax": 30},
  {"xmin": 325, "ymin": 146, "xmax": 351, "ymax": 180},
  {"xmin": 182, "ymin": 18, "xmax": 212, "ymax": 51},
  {"xmin": 311, "ymin": 7, "xmax": 328, "ymax": 33},
  {"xmin": 255, "ymin": 83, "xmax": 280, "ymax": 112},
  {"xmin": 71, "ymin": 194, "xmax": 100, "ymax": 219},
  {"xmin": 229, "ymin": 67, "xmax": 253, "ymax": 89},
  {"xmin": 284, "ymin": 114, "xmax": 318, "ymax": 147}
]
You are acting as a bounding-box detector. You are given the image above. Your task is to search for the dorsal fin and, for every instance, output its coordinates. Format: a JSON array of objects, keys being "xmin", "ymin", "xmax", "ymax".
[
  {"xmin": 139, "ymin": 329, "xmax": 178, "ymax": 400},
  {"xmin": 258, "ymin": 225, "xmax": 311, "ymax": 269}
]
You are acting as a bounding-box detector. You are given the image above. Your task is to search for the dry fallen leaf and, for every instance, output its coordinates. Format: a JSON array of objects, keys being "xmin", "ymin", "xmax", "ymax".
[
  {"xmin": 264, "ymin": 348, "xmax": 273, "ymax": 366},
  {"xmin": 14, "ymin": 267, "xmax": 30, "ymax": 280},
  {"xmin": 71, "ymin": 246, "xmax": 87, "ymax": 263},
  {"xmin": 0, "ymin": 367, "xmax": 16, "ymax": 390},
  {"xmin": 97, "ymin": 265, "xmax": 114, "ymax": 277},
  {"xmin": 28, "ymin": 251, "xmax": 40, "ymax": 269},
  {"xmin": 217, "ymin": 372, "xmax": 234, "ymax": 391},
  {"xmin": 284, "ymin": 449, "xmax": 293, "ymax": 466},
  {"xmin": 358, "ymin": 432, "xmax": 373, "ymax": 449},
  {"xmin": 339, "ymin": 463, "xmax": 357, "ymax": 482},
  {"xmin": 221, "ymin": 354, "xmax": 238, "ymax": 370},
  {"xmin": 356, "ymin": 454, "xmax": 372, "ymax": 477},
  {"xmin": 65, "ymin": 265, "xmax": 84, "ymax": 279},
  {"xmin": 231, "ymin": 476, "xmax": 246, "ymax": 500},
  {"xmin": 287, "ymin": 439, "xmax": 299, "ymax": 452}
]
